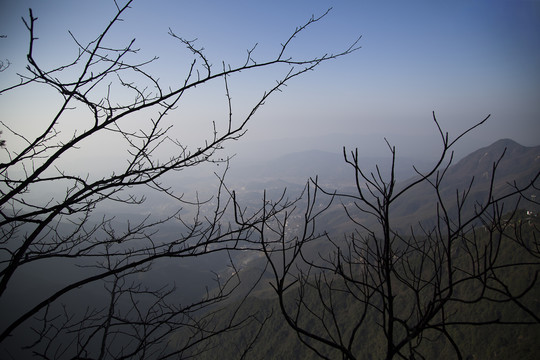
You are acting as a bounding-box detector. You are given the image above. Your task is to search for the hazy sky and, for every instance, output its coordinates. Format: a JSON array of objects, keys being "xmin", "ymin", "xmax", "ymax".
[{"xmin": 1, "ymin": 0, "xmax": 539, "ymax": 163}]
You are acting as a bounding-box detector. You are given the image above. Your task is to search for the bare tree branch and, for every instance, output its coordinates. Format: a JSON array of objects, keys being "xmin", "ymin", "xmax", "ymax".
[{"xmin": 0, "ymin": 2, "xmax": 359, "ymax": 358}]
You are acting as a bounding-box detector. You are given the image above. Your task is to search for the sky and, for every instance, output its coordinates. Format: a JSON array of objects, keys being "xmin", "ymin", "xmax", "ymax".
[{"xmin": 1, "ymin": 0, "xmax": 539, "ymax": 166}]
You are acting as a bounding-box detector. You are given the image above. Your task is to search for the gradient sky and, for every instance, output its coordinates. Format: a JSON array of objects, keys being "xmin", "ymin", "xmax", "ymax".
[{"xmin": 1, "ymin": 0, "xmax": 539, "ymax": 164}]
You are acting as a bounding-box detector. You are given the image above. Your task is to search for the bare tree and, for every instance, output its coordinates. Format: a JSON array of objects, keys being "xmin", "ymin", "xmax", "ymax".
[
  {"xmin": 0, "ymin": 1, "xmax": 359, "ymax": 358},
  {"xmin": 259, "ymin": 114, "xmax": 540, "ymax": 359}
]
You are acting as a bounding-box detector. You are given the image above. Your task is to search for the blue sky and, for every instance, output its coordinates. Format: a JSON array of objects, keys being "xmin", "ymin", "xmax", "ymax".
[{"xmin": 1, "ymin": 0, "xmax": 539, "ymax": 163}]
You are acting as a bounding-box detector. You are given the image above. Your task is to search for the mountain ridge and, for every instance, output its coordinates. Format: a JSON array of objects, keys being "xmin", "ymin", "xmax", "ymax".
[{"xmin": 386, "ymin": 138, "xmax": 540, "ymax": 230}]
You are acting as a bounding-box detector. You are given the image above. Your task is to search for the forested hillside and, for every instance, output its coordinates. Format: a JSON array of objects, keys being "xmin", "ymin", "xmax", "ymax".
[{"xmin": 186, "ymin": 139, "xmax": 540, "ymax": 359}]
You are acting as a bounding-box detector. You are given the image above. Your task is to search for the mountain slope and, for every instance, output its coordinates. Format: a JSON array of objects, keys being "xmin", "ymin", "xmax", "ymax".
[
  {"xmin": 388, "ymin": 139, "xmax": 540, "ymax": 230},
  {"xmin": 191, "ymin": 139, "xmax": 540, "ymax": 360}
]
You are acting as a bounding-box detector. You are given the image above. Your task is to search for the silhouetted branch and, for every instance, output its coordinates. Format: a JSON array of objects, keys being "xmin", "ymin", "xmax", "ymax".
[{"xmin": 0, "ymin": 2, "xmax": 359, "ymax": 358}]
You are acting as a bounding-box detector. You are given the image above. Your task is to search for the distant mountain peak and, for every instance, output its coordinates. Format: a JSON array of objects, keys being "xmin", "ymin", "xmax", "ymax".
[
  {"xmin": 468, "ymin": 138, "xmax": 524, "ymax": 157},
  {"xmin": 459, "ymin": 139, "xmax": 527, "ymax": 161},
  {"xmin": 490, "ymin": 138, "xmax": 520, "ymax": 146},
  {"xmin": 449, "ymin": 138, "xmax": 539, "ymax": 182},
  {"xmin": 483, "ymin": 138, "xmax": 524, "ymax": 152}
]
